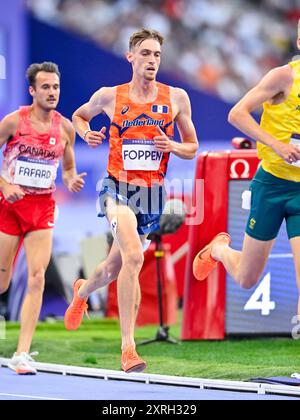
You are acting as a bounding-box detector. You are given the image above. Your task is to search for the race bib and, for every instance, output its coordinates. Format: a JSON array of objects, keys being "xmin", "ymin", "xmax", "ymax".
[
  {"xmin": 122, "ymin": 139, "xmax": 163, "ymax": 171},
  {"xmin": 14, "ymin": 157, "xmax": 57, "ymax": 188},
  {"xmin": 289, "ymin": 134, "xmax": 300, "ymax": 168}
]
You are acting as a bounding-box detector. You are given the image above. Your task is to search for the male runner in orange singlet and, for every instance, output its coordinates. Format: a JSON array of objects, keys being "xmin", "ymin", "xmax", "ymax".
[
  {"xmin": 65, "ymin": 28, "xmax": 199, "ymax": 373},
  {"xmin": 0, "ymin": 62, "xmax": 86, "ymax": 374}
]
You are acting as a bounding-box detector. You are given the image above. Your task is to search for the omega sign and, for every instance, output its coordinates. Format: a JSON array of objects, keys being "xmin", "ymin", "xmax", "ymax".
[{"xmin": 230, "ymin": 159, "xmax": 250, "ymax": 179}]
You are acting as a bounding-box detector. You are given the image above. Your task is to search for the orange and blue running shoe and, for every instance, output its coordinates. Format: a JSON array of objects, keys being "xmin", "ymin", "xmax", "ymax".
[
  {"xmin": 193, "ymin": 233, "xmax": 231, "ymax": 281},
  {"xmin": 121, "ymin": 345, "xmax": 147, "ymax": 374},
  {"xmin": 64, "ymin": 279, "xmax": 89, "ymax": 331}
]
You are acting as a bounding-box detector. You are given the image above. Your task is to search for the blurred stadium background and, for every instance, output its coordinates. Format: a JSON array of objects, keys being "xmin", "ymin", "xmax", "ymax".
[{"xmin": 1, "ymin": 0, "xmax": 300, "ymax": 366}]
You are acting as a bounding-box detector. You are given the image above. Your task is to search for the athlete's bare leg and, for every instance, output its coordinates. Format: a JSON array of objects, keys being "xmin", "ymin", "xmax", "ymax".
[
  {"xmin": 290, "ymin": 237, "xmax": 300, "ymax": 316},
  {"xmin": 103, "ymin": 197, "xmax": 144, "ymax": 350},
  {"xmin": 79, "ymin": 240, "xmax": 123, "ymax": 296},
  {"xmin": 211, "ymin": 233, "xmax": 275, "ymax": 289},
  {"xmin": 17, "ymin": 229, "xmax": 53, "ymax": 354},
  {"xmin": 79, "ymin": 230, "xmax": 147, "ymax": 324},
  {"xmin": 0, "ymin": 232, "xmax": 21, "ymax": 295}
]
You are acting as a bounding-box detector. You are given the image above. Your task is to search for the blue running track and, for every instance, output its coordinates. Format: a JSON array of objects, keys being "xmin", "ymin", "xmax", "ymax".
[{"xmin": 0, "ymin": 368, "xmax": 297, "ymax": 400}]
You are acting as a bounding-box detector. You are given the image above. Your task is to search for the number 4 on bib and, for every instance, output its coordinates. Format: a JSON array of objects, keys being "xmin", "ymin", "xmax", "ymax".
[{"xmin": 244, "ymin": 273, "xmax": 276, "ymax": 316}]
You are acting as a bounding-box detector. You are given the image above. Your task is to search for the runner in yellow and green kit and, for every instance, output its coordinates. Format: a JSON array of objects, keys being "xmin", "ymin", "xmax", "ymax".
[{"xmin": 193, "ymin": 20, "xmax": 300, "ymax": 316}]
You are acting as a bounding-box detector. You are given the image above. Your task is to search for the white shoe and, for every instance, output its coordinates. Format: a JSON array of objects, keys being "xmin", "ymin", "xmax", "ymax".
[{"xmin": 8, "ymin": 352, "xmax": 39, "ymax": 375}]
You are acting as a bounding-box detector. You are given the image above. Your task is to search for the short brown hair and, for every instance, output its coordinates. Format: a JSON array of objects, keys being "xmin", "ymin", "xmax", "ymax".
[
  {"xmin": 26, "ymin": 62, "xmax": 61, "ymax": 87},
  {"xmin": 129, "ymin": 28, "xmax": 164, "ymax": 51}
]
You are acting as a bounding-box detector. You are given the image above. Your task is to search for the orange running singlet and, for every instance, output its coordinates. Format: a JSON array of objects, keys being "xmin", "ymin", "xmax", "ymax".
[{"xmin": 108, "ymin": 82, "xmax": 174, "ymax": 187}]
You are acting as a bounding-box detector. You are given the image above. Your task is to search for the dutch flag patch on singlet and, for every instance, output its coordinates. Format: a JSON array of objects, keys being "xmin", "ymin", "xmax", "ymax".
[{"xmin": 152, "ymin": 105, "xmax": 169, "ymax": 114}]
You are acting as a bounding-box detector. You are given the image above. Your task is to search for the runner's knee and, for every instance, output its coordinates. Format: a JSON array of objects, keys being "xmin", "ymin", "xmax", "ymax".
[
  {"xmin": 123, "ymin": 251, "xmax": 144, "ymax": 272},
  {"xmin": 28, "ymin": 269, "xmax": 46, "ymax": 294}
]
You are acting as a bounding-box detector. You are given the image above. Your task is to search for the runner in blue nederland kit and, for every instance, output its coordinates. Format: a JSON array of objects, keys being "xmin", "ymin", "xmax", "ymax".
[{"xmin": 64, "ymin": 28, "xmax": 199, "ymax": 373}]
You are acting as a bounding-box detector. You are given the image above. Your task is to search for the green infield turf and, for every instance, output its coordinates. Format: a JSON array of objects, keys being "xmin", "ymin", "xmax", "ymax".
[{"xmin": 1, "ymin": 319, "xmax": 300, "ymax": 381}]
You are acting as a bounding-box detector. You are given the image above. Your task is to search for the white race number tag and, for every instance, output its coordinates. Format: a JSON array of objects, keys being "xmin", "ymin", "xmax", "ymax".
[
  {"xmin": 289, "ymin": 134, "xmax": 300, "ymax": 168},
  {"xmin": 14, "ymin": 157, "xmax": 57, "ymax": 188},
  {"xmin": 122, "ymin": 139, "xmax": 163, "ymax": 171}
]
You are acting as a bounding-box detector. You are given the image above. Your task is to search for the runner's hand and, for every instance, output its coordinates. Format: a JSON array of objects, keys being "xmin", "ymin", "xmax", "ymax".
[
  {"xmin": 84, "ymin": 127, "xmax": 106, "ymax": 148},
  {"xmin": 2, "ymin": 184, "xmax": 25, "ymax": 203},
  {"xmin": 68, "ymin": 172, "xmax": 87, "ymax": 193},
  {"xmin": 271, "ymin": 141, "xmax": 300, "ymax": 164},
  {"xmin": 153, "ymin": 127, "xmax": 174, "ymax": 153}
]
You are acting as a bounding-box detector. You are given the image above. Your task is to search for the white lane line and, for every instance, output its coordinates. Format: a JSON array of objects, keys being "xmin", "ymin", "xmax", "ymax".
[
  {"xmin": 0, "ymin": 392, "xmax": 67, "ymax": 401},
  {"xmin": 269, "ymin": 254, "xmax": 293, "ymax": 259}
]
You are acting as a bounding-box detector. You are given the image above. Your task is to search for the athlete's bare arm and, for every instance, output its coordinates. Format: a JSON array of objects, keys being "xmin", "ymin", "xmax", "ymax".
[
  {"xmin": 229, "ymin": 64, "xmax": 300, "ymax": 164},
  {"xmin": 61, "ymin": 118, "xmax": 86, "ymax": 193},
  {"xmin": 0, "ymin": 112, "xmax": 18, "ymax": 149},
  {"xmin": 0, "ymin": 112, "xmax": 25, "ymax": 202},
  {"xmin": 154, "ymin": 88, "xmax": 198, "ymax": 159},
  {"xmin": 72, "ymin": 87, "xmax": 116, "ymax": 148}
]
